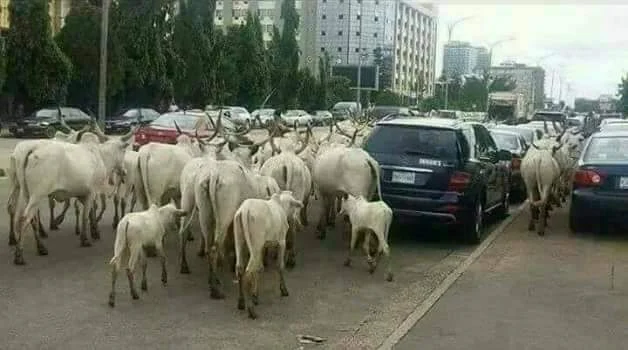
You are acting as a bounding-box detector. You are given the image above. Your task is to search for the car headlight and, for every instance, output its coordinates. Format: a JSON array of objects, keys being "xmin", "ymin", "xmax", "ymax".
[{"xmin": 39, "ymin": 121, "xmax": 49, "ymax": 127}]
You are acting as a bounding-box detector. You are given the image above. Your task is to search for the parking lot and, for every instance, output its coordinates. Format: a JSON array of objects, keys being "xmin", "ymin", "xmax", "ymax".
[{"xmin": 0, "ymin": 133, "xmax": 521, "ymax": 349}]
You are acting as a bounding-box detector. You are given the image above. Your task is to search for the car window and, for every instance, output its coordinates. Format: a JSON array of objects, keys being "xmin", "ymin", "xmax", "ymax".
[
  {"xmin": 35, "ymin": 109, "xmax": 59, "ymax": 119},
  {"xmin": 473, "ymin": 125, "xmax": 497, "ymax": 157},
  {"xmin": 151, "ymin": 113, "xmax": 203, "ymax": 129},
  {"xmin": 364, "ymin": 125, "xmax": 459, "ymax": 160},
  {"xmin": 67, "ymin": 109, "xmax": 82, "ymax": 120},
  {"xmin": 490, "ymin": 132, "xmax": 519, "ymax": 152},
  {"xmin": 140, "ymin": 109, "xmax": 160, "ymax": 120},
  {"xmin": 584, "ymin": 137, "xmax": 628, "ymax": 163},
  {"xmin": 123, "ymin": 109, "xmax": 140, "ymax": 118},
  {"xmin": 461, "ymin": 127, "xmax": 476, "ymax": 158}
]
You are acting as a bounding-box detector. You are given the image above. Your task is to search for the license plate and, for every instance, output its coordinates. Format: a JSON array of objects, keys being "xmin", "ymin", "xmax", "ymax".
[
  {"xmin": 391, "ymin": 171, "xmax": 415, "ymax": 184},
  {"xmin": 619, "ymin": 177, "xmax": 628, "ymax": 189}
]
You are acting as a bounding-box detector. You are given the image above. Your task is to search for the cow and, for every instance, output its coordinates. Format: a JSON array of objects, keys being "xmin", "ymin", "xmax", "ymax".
[{"xmin": 233, "ymin": 191, "xmax": 304, "ymax": 319}]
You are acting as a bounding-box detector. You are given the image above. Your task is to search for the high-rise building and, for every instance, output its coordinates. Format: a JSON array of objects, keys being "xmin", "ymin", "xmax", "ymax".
[
  {"xmin": 490, "ymin": 62, "xmax": 545, "ymax": 110},
  {"xmin": 442, "ymin": 41, "xmax": 489, "ymax": 78},
  {"xmin": 317, "ymin": 0, "xmax": 437, "ymax": 98},
  {"xmin": 213, "ymin": 0, "xmax": 318, "ymax": 72}
]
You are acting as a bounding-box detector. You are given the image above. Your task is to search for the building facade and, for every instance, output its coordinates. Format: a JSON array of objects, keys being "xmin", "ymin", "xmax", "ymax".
[
  {"xmin": 442, "ymin": 41, "xmax": 489, "ymax": 78},
  {"xmin": 317, "ymin": 0, "xmax": 437, "ymax": 97},
  {"xmin": 214, "ymin": 0, "xmax": 318, "ymax": 72},
  {"xmin": 490, "ymin": 62, "xmax": 545, "ymax": 111},
  {"xmin": 0, "ymin": 0, "xmax": 71, "ymax": 35}
]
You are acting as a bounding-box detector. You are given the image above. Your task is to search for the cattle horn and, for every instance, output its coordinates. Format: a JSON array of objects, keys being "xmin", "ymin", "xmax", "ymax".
[
  {"xmin": 90, "ymin": 118, "xmax": 109, "ymax": 142},
  {"xmin": 206, "ymin": 112, "xmax": 222, "ymax": 142},
  {"xmin": 531, "ymin": 142, "xmax": 540, "ymax": 150},
  {"xmin": 57, "ymin": 106, "xmax": 74, "ymax": 133},
  {"xmin": 543, "ymin": 120, "xmax": 549, "ymax": 134},
  {"xmin": 120, "ymin": 127, "xmax": 134, "ymax": 142},
  {"xmin": 349, "ymin": 128, "xmax": 360, "ymax": 146},
  {"xmin": 295, "ymin": 124, "xmax": 312, "ymax": 154},
  {"xmin": 555, "ymin": 126, "xmax": 567, "ymax": 142},
  {"xmin": 334, "ymin": 119, "xmax": 352, "ymax": 138},
  {"xmin": 269, "ymin": 136, "xmax": 281, "ymax": 155},
  {"xmin": 174, "ymin": 121, "xmax": 183, "ymax": 135}
]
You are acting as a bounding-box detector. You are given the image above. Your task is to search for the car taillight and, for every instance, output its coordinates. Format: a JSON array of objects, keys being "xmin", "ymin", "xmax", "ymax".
[
  {"xmin": 511, "ymin": 157, "xmax": 521, "ymax": 170},
  {"xmin": 573, "ymin": 169, "xmax": 604, "ymax": 187},
  {"xmin": 448, "ymin": 171, "xmax": 472, "ymax": 193}
]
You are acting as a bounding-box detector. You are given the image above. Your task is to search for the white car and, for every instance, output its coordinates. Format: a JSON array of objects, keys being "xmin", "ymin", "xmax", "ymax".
[
  {"xmin": 281, "ymin": 110, "xmax": 313, "ymax": 127},
  {"xmin": 224, "ymin": 106, "xmax": 252, "ymax": 127},
  {"xmin": 251, "ymin": 108, "xmax": 276, "ymax": 127}
]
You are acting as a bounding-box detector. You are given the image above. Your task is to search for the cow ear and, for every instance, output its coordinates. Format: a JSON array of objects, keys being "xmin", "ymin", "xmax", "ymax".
[
  {"xmin": 228, "ymin": 142, "xmax": 237, "ymax": 152},
  {"xmin": 249, "ymin": 144, "xmax": 260, "ymax": 156}
]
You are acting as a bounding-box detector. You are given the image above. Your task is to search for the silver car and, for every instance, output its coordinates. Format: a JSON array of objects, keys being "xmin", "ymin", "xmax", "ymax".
[
  {"xmin": 224, "ymin": 106, "xmax": 252, "ymax": 128},
  {"xmin": 281, "ymin": 110, "xmax": 313, "ymax": 127},
  {"xmin": 251, "ymin": 108, "xmax": 276, "ymax": 127}
]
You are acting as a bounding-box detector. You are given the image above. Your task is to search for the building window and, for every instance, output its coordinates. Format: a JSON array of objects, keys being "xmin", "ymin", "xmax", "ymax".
[
  {"xmin": 339, "ymin": 0, "xmax": 344, "ymax": 3},
  {"xmin": 355, "ymin": 48, "xmax": 360, "ymax": 52},
  {"xmin": 356, "ymin": 31, "xmax": 360, "ymax": 36},
  {"xmin": 338, "ymin": 30, "xmax": 343, "ymax": 36},
  {"xmin": 357, "ymin": 15, "xmax": 361, "ymax": 20},
  {"xmin": 373, "ymin": 32, "xmax": 378, "ymax": 38},
  {"xmin": 322, "ymin": 14, "xmax": 326, "ymax": 19},
  {"xmin": 321, "ymin": 47, "xmax": 326, "ymax": 52},
  {"xmin": 338, "ymin": 47, "xmax": 343, "ymax": 52},
  {"xmin": 339, "ymin": 14, "xmax": 344, "ymax": 19},
  {"xmin": 374, "ymin": 16, "xmax": 378, "ymax": 22},
  {"xmin": 321, "ymin": 30, "xmax": 326, "ymax": 36}
]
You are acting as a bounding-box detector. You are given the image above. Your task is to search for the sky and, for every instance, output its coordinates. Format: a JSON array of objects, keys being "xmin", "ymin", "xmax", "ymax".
[{"xmin": 430, "ymin": 2, "xmax": 628, "ymax": 104}]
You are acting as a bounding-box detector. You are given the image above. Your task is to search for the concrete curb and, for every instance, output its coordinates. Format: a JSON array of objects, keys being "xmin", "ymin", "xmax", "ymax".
[{"xmin": 377, "ymin": 201, "xmax": 528, "ymax": 350}]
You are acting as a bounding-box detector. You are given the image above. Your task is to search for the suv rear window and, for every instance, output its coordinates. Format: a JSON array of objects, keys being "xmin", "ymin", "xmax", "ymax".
[{"xmin": 365, "ymin": 125, "xmax": 459, "ymax": 160}]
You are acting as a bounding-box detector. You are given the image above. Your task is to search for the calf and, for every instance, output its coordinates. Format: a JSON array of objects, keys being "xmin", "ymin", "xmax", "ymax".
[
  {"xmin": 339, "ymin": 194, "xmax": 393, "ymax": 282},
  {"xmin": 233, "ymin": 191, "xmax": 303, "ymax": 319},
  {"xmin": 108, "ymin": 203, "xmax": 185, "ymax": 307}
]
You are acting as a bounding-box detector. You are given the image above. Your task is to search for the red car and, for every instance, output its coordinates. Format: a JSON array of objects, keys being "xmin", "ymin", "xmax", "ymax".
[{"xmin": 133, "ymin": 111, "xmax": 211, "ymax": 150}]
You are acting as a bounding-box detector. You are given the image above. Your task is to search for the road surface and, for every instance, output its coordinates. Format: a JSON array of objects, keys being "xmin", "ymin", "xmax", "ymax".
[{"xmin": 395, "ymin": 203, "xmax": 628, "ymax": 350}]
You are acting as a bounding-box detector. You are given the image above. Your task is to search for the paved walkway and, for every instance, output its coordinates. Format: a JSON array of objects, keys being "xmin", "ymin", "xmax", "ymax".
[{"xmin": 395, "ymin": 204, "xmax": 628, "ymax": 350}]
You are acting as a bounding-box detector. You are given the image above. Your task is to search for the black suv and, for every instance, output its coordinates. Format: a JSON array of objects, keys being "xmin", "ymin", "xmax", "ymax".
[{"xmin": 363, "ymin": 117, "xmax": 512, "ymax": 243}]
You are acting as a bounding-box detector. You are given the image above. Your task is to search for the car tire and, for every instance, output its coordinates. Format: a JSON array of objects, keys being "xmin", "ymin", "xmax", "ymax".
[
  {"xmin": 495, "ymin": 187, "xmax": 510, "ymax": 218},
  {"xmin": 459, "ymin": 197, "xmax": 484, "ymax": 244},
  {"xmin": 45, "ymin": 126, "xmax": 56, "ymax": 138}
]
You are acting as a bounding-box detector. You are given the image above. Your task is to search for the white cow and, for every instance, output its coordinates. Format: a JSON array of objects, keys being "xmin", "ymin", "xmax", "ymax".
[
  {"xmin": 107, "ymin": 203, "xmax": 186, "ymax": 307},
  {"xmin": 12, "ymin": 132, "xmax": 128, "ymax": 265},
  {"xmin": 186, "ymin": 160, "xmax": 280, "ymax": 298},
  {"xmin": 233, "ymin": 191, "xmax": 304, "ymax": 319},
  {"xmin": 312, "ymin": 145, "xmax": 383, "ymax": 239},
  {"xmin": 338, "ymin": 194, "xmax": 393, "ymax": 281},
  {"xmin": 112, "ymin": 150, "xmax": 139, "ymax": 229}
]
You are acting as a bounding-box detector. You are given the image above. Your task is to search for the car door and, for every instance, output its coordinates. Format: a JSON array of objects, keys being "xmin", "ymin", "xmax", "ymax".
[
  {"xmin": 473, "ymin": 124, "xmax": 500, "ymax": 208},
  {"xmin": 483, "ymin": 126, "xmax": 509, "ymax": 205}
]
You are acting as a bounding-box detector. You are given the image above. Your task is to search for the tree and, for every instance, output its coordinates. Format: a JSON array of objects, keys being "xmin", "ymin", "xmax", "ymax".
[
  {"xmin": 296, "ymin": 68, "xmax": 317, "ymax": 111},
  {"xmin": 234, "ymin": 13, "xmax": 270, "ymax": 110},
  {"xmin": 327, "ymin": 76, "xmax": 353, "ymax": 106},
  {"xmin": 314, "ymin": 52, "xmax": 331, "ymax": 109},
  {"xmin": 56, "ymin": 0, "xmax": 125, "ymax": 113},
  {"xmin": 618, "ymin": 75, "xmax": 628, "ymax": 115},
  {"xmin": 574, "ymin": 98, "xmax": 598, "ymax": 113},
  {"xmin": 5, "ymin": 0, "xmax": 72, "ymax": 114},
  {"xmin": 275, "ymin": 0, "xmax": 300, "ymax": 110}
]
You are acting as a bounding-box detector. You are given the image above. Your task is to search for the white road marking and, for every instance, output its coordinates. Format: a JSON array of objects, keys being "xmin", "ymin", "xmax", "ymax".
[{"xmin": 378, "ymin": 201, "xmax": 528, "ymax": 350}]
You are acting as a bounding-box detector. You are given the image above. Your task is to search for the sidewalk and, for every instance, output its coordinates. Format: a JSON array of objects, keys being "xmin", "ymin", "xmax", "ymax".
[{"xmin": 395, "ymin": 204, "xmax": 628, "ymax": 350}]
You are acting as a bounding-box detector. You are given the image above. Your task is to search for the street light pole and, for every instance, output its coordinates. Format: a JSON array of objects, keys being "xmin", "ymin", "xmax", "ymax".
[
  {"xmin": 98, "ymin": 0, "xmax": 111, "ymax": 126},
  {"xmin": 447, "ymin": 16, "xmax": 475, "ymax": 42},
  {"xmin": 484, "ymin": 37, "xmax": 516, "ymax": 115},
  {"xmin": 356, "ymin": 0, "xmax": 363, "ymax": 112}
]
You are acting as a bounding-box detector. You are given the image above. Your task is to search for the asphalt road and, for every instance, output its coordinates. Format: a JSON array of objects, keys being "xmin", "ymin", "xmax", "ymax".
[
  {"xmin": 0, "ymin": 133, "xmax": 518, "ymax": 349},
  {"xmin": 395, "ymin": 203, "xmax": 628, "ymax": 350}
]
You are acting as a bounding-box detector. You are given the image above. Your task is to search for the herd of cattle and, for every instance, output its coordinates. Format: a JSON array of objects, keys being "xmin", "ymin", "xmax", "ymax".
[
  {"xmin": 4, "ymin": 110, "xmax": 587, "ymax": 319},
  {"xmin": 5, "ymin": 110, "xmax": 389, "ymax": 319}
]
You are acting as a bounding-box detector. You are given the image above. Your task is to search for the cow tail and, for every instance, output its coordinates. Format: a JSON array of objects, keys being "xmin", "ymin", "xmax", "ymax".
[
  {"xmin": 109, "ymin": 220, "xmax": 129, "ymax": 267},
  {"xmin": 233, "ymin": 208, "xmax": 245, "ymax": 273},
  {"xmin": 207, "ymin": 172, "xmax": 221, "ymax": 229},
  {"xmin": 139, "ymin": 152, "xmax": 153, "ymax": 206},
  {"xmin": 282, "ymin": 164, "xmax": 291, "ymax": 190},
  {"xmin": 533, "ymin": 156, "xmax": 544, "ymax": 207},
  {"xmin": 21, "ymin": 149, "xmax": 36, "ymax": 200},
  {"xmin": 366, "ymin": 158, "xmax": 383, "ymax": 201}
]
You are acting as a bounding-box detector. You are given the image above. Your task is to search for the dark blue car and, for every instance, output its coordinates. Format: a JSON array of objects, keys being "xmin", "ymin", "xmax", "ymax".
[{"xmin": 570, "ymin": 130, "xmax": 628, "ymax": 232}]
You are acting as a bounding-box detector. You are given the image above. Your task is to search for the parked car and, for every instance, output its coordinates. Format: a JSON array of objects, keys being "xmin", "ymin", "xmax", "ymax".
[
  {"xmin": 600, "ymin": 122, "xmax": 628, "ymax": 132},
  {"xmin": 251, "ymin": 108, "xmax": 276, "ymax": 127},
  {"xmin": 132, "ymin": 111, "xmax": 211, "ymax": 151},
  {"xmin": 332, "ymin": 101, "xmax": 361, "ymax": 120},
  {"xmin": 598, "ymin": 118, "xmax": 625, "ymax": 131},
  {"xmin": 363, "ymin": 117, "xmax": 512, "ymax": 243},
  {"xmin": 524, "ymin": 121, "xmax": 561, "ymax": 136},
  {"xmin": 281, "ymin": 110, "xmax": 313, "ymax": 127},
  {"xmin": 312, "ymin": 110, "xmax": 333, "ymax": 126},
  {"xmin": 104, "ymin": 108, "xmax": 160, "ymax": 134},
  {"xmin": 369, "ymin": 106, "xmax": 411, "ymax": 120},
  {"xmin": 8, "ymin": 107, "xmax": 92, "ymax": 138},
  {"xmin": 224, "ymin": 106, "xmax": 252, "ymax": 128},
  {"xmin": 489, "ymin": 124, "xmax": 542, "ymax": 146},
  {"xmin": 570, "ymin": 130, "xmax": 628, "ymax": 232},
  {"xmin": 490, "ymin": 129, "xmax": 528, "ymax": 198}
]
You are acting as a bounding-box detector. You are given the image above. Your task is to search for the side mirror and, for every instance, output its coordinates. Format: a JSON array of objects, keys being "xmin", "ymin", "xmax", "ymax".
[{"xmin": 497, "ymin": 149, "xmax": 513, "ymax": 162}]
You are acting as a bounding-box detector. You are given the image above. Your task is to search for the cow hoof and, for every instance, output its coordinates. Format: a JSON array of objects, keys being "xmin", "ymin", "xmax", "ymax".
[
  {"xmin": 368, "ymin": 263, "xmax": 376, "ymax": 274},
  {"xmin": 8, "ymin": 236, "xmax": 17, "ymax": 246},
  {"xmin": 343, "ymin": 258, "xmax": 351, "ymax": 267},
  {"xmin": 37, "ymin": 245, "xmax": 48, "ymax": 256},
  {"xmin": 80, "ymin": 240, "xmax": 92, "ymax": 248},
  {"xmin": 537, "ymin": 231, "xmax": 545, "ymax": 237},
  {"xmin": 210, "ymin": 288, "xmax": 225, "ymax": 300},
  {"xmin": 187, "ymin": 234, "xmax": 195, "ymax": 242},
  {"xmin": 286, "ymin": 256, "xmax": 296, "ymax": 269},
  {"xmin": 247, "ymin": 307, "xmax": 258, "ymax": 320},
  {"xmin": 131, "ymin": 291, "xmax": 139, "ymax": 300},
  {"xmin": 39, "ymin": 230, "xmax": 48, "ymax": 238},
  {"xmin": 237, "ymin": 298, "xmax": 245, "ymax": 310},
  {"xmin": 13, "ymin": 253, "xmax": 25, "ymax": 266},
  {"xmin": 386, "ymin": 272, "xmax": 394, "ymax": 282},
  {"xmin": 527, "ymin": 223, "xmax": 535, "ymax": 231},
  {"xmin": 197, "ymin": 250, "xmax": 206, "ymax": 258},
  {"xmin": 251, "ymin": 294, "xmax": 259, "ymax": 305},
  {"xmin": 180, "ymin": 265, "xmax": 190, "ymax": 274},
  {"xmin": 141, "ymin": 280, "xmax": 148, "ymax": 291},
  {"xmin": 280, "ymin": 288, "xmax": 289, "ymax": 297},
  {"xmin": 50, "ymin": 224, "xmax": 58, "ymax": 231},
  {"xmin": 108, "ymin": 295, "xmax": 115, "ymax": 308}
]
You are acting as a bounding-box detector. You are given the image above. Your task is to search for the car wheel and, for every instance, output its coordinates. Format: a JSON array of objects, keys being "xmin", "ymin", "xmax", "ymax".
[
  {"xmin": 460, "ymin": 198, "xmax": 484, "ymax": 244},
  {"xmin": 45, "ymin": 126, "xmax": 56, "ymax": 138},
  {"xmin": 495, "ymin": 188, "xmax": 510, "ymax": 218}
]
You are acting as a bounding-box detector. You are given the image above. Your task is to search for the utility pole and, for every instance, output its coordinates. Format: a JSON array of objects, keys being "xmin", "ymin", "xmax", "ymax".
[
  {"xmin": 447, "ymin": 16, "xmax": 475, "ymax": 42},
  {"xmin": 98, "ymin": 0, "xmax": 111, "ymax": 126}
]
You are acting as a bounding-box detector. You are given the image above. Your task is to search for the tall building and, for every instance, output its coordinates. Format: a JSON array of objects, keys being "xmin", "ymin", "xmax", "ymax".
[
  {"xmin": 0, "ymin": 0, "xmax": 9, "ymax": 33},
  {"xmin": 442, "ymin": 41, "xmax": 489, "ymax": 78},
  {"xmin": 317, "ymin": 0, "xmax": 437, "ymax": 98},
  {"xmin": 490, "ymin": 62, "xmax": 545, "ymax": 111},
  {"xmin": 213, "ymin": 0, "xmax": 318, "ymax": 72},
  {"xmin": 0, "ymin": 0, "xmax": 71, "ymax": 35}
]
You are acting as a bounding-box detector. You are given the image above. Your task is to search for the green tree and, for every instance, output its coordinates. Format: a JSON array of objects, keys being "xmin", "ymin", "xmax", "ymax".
[
  {"xmin": 56, "ymin": 0, "xmax": 125, "ymax": 113},
  {"xmin": 5, "ymin": 0, "xmax": 72, "ymax": 113},
  {"xmin": 297, "ymin": 68, "xmax": 318, "ymax": 111},
  {"xmin": 275, "ymin": 0, "xmax": 300, "ymax": 110},
  {"xmin": 618, "ymin": 75, "xmax": 628, "ymax": 115},
  {"xmin": 372, "ymin": 90, "xmax": 403, "ymax": 105},
  {"xmin": 314, "ymin": 52, "xmax": 331, "ymax": 109},
  {"xmin": 234, "ymin": 13, "xmax": 270, "ymax": 109},
  {"xmin": 327, "ymin": 76, "xmax": 353, "ymax": 106}
]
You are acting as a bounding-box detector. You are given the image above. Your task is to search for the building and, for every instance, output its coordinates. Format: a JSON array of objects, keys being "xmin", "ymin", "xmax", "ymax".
[
  {"xmin": 442, "ymin": 41, "xmax": 489, "ymax": 78},
  {"xmin": 317, "ymin": 0, "xmax": 437, "ymax": 98},
  {"xmin": 490, "ymin": 62, "xmax": 545, "ymax": 111},
  {"xmin": 598, "ymin": 94, "xmax": 616, "ymax": 112},
  {"xmin": 0, "ymin": 0, "xmax": 71, "ymax": 35},
  {"xmin": 213, "ymin": 0, "xmax": 318, "ymax": 72}
]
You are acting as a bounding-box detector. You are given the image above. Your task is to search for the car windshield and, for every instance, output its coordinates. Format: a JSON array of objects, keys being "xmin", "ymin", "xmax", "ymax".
[
  {"xmin": 258, "ymin": 109, "xmax": 275, "ymax": 116},
  {"xmin": 365, "ymin": 125, "xmax": 459, "ymax": 160},
  {"xmin": 35, "ymin": 109, "xmax": 64, "ymax": 118},
  {"xmin": 602, "ymin": 123, "xmax": 628, "ymax": 131},
  {"xmin": 436, "ymin": 110, "xmax": 457, "ymax": 119},
  {"xmin": 150, "ymin": 113, "xmax": 203, "ymax": 129},
  {"xmin": 285, "ymin": 110, "xmax": 305, "ymax": 117},
  {"xmin": 491, "ymin": 132, "xmax": 519, "ymax": 151},
  {"xmin": 122, "ymin": 109, "xmax": 139, "ymax": 117},
  {"xmin": 584, "ymin": 136, "xmax": 628, "ymax": 163},
  {"xmin": 371, "ymin": 107, "xmax": 406, "ymax": 119}
]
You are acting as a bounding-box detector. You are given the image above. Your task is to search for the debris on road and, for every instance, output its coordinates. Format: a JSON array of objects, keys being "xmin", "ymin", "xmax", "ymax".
[{"xmin": 298, "ymin": 334, "xmax": 327, "ymax": 344}]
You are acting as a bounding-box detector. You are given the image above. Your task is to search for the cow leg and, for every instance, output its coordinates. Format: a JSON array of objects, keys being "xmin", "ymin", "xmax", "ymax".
[
  {"xmin": 537, "ymin": 202, "xmax": 547, "ymax": 236},
  {"xmin": 126, "ymin": 247, "xmax": 141, "ymax": 300},
  {"xmin": 52, "ymin": 199, "xmax": 71, "ymax": 229},
  {"xmin": 208, "ymin": 243, "xmax": 225, "ymax": 299},
  {"xmin": 300, "ymin": 195, "xmax": 309, "ymax": 227},
  {"xmin": 129, "ymin": 192, "xmax": 137, "ymax": 212},
  {"xmin": 113, "ymin": 195, "xmax": 120, "ymax": 230},
  {"xmin": 108, "ymin": 264, "xmax": 119, "ymax": 307},
  {"xmin": 278, "ymin": 241, "xmax": 289, "ymax": 297},
  {"xmin": 285, "ymin": 224, "xmax": 297, "ymax": 269},
  {"xmin": 95, "ymin": 193, "xmax": 106, "ymax": 223},
  {"xmin": 89, "ymin": 204, "xmax": 101, "ymax": 241},
  {"xmin": 48, "ymin": 196, "xmax": 56, "ymax": 231},
  {"xmin": 363, "ymin": 232, "xmax": 377, "ymax": 274},
  {"xmin": 316, "ymin": 195, "xmax": 332, "ymax": 240},
  {"xmin": 15, "ymin": 195, "xmax": 49, "ymax": 265},
  {"xmin": 178, "ymin": 215, "xmax": 192, "ymax": 274},
  {"xmin": 140, "ymin": 254, "xmax": 148, "ymax": 291},
  {"xmin": 36, "ymin": 211, "xmax": 48, "ymax": 239},
  {"xmin": 74, "ymin": 200, "xmax": 81, "ymax": 236},
  {"xmin": 78, "ymin": 196, "xmax": 93, "ymax": 247},
  {"xmin": 7, "ymin": 185, "xmax": 18, "ymax": 246},
  {"xmin": 344, "ymin": 227, "xmax": 359, "ymax": 267}
]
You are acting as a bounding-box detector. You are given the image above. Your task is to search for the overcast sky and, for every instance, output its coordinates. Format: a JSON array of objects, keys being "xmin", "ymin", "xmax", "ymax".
[{"xmin": 431, "ymin": 3, "xmax": 628, "ymax": 103}]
